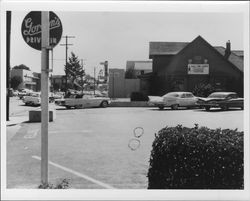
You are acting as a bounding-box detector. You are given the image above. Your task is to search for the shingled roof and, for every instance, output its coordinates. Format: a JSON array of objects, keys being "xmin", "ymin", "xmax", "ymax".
[
  {"xmin": 149, "ymin": 39, "xmax": 244, "ymax": 72},
  {"xmin": 149, "ymin": 42, "xmax": 188, "ymax": 57},
  {"xmin": 231, "ymin": 50, "xmax": 244, "ymax": 58},
  {"xmin": 214, "ymin": 46, "xmax": 244, "ymax": 72}
]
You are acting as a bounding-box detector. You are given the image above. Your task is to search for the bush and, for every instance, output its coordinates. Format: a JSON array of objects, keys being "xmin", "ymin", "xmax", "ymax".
[
  {"xmin": 192, "ymin": 83, "xmax": 215, "ymax": 97},
  {"xmin": 130, "ymin": 92, "xmax": 149, "ymax": 101},
  {"xmin": 147, "ymin": 125, "xmax": 244, "ymax": 189},
  {"xmin": 38, "ymin": 179, "xmax": 70, "ymax": 189}
]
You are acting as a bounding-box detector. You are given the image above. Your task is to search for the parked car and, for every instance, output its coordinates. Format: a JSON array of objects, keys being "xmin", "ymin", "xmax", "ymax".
[
  {"xmin": 18, "ymin": 89, "xmax": 33, "ymax": 99},
  {"xmin": 54, "ymin": 94, "xmax": 111, "ymax": 109},
  {"xmin": 197, "ymin": 92, "xmax": 244, "ymax": 111},
  {"xmin": 148, "ymin": 92, "xmax": 199, "ymax": 110},
  {"xmin": 23, "ymin": 92, "xmax": 41, "ymax": 106},
  {"xmin": 23, "ymin": 92, "xmax": 55, "ymax": 106}
]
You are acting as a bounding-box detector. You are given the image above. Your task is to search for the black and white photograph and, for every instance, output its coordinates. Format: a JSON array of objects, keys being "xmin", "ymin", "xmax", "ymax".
[{"xmin": 1, "ymin": 1, "xmax": 249, "ymax": 200}]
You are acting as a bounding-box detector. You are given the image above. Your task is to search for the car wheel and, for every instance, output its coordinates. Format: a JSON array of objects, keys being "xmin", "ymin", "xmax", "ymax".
[
  {"xmin": 221, "ymin": 105, "xmax": 228, "ymax": 111},
  {"xmin": 101, "ymin": 101, "xmax": 108, "ymax": 108},
  {"xmin": 241, "ymin": 106, "xmax": 244, "ymax": 110},
  {"xmin": 158, "ymin": 105, "xmax": 164, "ymax": 110},
  {"xmin": 205, "ymin": 106, "xmax": 210, "ymax": 111},
  {"xmin": 171, "ymin": 104, "xmax": 178, "ymax": 110},
  {"xmin": 75, "ymin": 105, "xmax": 83, "ymax": 109},
  {"xmin": 65, "ymin": 106, "xmax": 71, "ymax": 109}
]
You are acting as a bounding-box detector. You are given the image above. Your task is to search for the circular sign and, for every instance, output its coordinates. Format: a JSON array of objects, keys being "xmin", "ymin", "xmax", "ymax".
[{"xmin": 21, "ymin": 11, "xmax": 63, "ymax": 51}]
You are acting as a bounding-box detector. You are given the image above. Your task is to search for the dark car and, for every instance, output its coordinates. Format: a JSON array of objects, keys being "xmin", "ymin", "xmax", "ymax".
[{"xmin": 197, "ymin": 92, "xmax": 244, "ymax": 111}]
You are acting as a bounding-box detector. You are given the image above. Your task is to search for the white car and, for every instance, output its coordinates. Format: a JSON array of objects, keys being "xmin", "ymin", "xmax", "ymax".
[
  {"xmin": 55, "ymin": 94, "xmax": 111, "ymax": 109},
  {"xmin": 149, "ymin": 91, "xmax": 199, "ymax": 110},
  {"xmin": 23, "ymin": 92, "xmax": 41, "ymax": 106},
  {"xmin": 23, "ymin": 92, "xmax": 56, "ymax": 106}
]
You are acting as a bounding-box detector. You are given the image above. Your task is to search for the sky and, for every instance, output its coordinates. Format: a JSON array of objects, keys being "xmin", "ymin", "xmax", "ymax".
[{"xmin": 10, "ymin": 11, "xmax": 244, "ymax": 76}]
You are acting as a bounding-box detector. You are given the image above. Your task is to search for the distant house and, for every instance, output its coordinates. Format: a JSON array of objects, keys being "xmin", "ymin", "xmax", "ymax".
[
  {"xmin": 11, "ymin": 68, "xmax": 40, "ymax": 91},
  {"xmin": 139, "ymin": 35, "xmax": 243, "ymax": 97},
  {"xmin": 125, "ymin": 61, "xmax": 152, "ymax": 78}
]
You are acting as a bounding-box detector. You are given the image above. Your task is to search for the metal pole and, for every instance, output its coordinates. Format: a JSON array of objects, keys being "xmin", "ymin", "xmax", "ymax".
[
  {"xmin": 81, "ymin": 59, "xmax": 84, "ymax": 93},
  {"xmin": 6, "ymin": 11, "xmax": 11, "ymax": 121},
  {"xmin": 94, "ymin": 67, "xmax": 96, "ymax": 95},
  {"xmin": 50, "ymin": 49, "xmax": 53, "ymax": 92},
  {"xmin": 113, "ymin": 73, "xmax": 114, "ymax": 99},
  {"xmin": 41, "ymin": 11, "xmax": 50, "ymax": 185},
  {"xmin": 65, "ymin": 36, "xmax": 68, "ymax": 92}
]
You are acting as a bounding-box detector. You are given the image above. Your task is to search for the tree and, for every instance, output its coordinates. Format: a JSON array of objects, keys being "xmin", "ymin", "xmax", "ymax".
[
  {"xmin": 64, "ymin": 52, "xmax": 85, "ymax": 90},
  {"xmin": 12, "ymin": 64, "xmax": 30, "ymax": 71},
  {"xmin": 11, "ymin": 76, "xmax": 22, "ymax": 89}
]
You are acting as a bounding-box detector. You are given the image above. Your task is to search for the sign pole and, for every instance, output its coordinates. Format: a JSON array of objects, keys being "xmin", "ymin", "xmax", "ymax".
[
  {"xmin": 6, "ymin": 11, "xmax": 11, "ymax": 121},
  {"xmin": 41, "ymin": 11, "xmax": 50, "ymax": 185}
]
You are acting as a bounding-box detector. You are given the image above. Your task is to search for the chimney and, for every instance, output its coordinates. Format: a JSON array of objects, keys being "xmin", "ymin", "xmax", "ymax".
[{"xmin": 225, "ymin": 40, "xmax": 231, "ymax": 59}]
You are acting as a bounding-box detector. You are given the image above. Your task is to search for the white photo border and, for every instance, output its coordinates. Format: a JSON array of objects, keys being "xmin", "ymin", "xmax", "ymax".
[{"xmin": 1, "ymin": 1, "xmax": 249, "ymax": 200}]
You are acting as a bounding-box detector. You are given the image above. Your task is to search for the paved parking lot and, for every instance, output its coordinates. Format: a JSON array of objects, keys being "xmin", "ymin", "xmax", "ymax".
[{"xmin": 6, "ymin": 98, "xmax": 244, "ymax": 189}]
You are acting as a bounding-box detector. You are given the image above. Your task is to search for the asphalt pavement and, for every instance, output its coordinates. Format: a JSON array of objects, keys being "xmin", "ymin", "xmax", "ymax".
[{"xmin": 5, "ymin": 97, "xmax": 244, "ymax": 189}]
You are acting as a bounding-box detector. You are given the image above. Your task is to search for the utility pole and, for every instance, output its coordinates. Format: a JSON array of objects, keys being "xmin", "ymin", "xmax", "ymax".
[
  {"xmin": 60, "ymin": 35, "xmax": 75, "ymax": 92},
  {"xmin": 94, "ymin": 67, "xmax": 96, "ymax": 95},
  {"xmin": 6, "ymin": 11, "xmax": 11, "ymax": 121},
  {"xmin": 80, "ymin": 59, "xmax": 84, "ymax": 93}
]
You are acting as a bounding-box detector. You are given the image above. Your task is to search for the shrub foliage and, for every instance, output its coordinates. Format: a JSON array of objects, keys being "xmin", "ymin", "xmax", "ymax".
[
  {"xmin": 130, "ymin": 92, "xmax": 149, "ymax": 101},
  {"xmin": 38, "ymin": 179, "xmax": 70, "ymax": 189},
  {"xmin": 192, "ymin": 83, "xmax": 215, "ymax": 97},
  {"xmin": 147, "ymin": 125, "xmax": 244, "ymax": 189}
]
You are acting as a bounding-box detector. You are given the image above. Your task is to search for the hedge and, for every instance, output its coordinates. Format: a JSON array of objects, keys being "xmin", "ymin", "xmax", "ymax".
[{"xmin": 147, "ymin": 125, "xmax": 244, "ymax": 189}]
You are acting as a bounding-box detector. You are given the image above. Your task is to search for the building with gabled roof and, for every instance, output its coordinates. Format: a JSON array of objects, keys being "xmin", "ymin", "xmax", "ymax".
[{"xmin": 140, "ymin": 35, "xmax": 243, "ymax": 97}]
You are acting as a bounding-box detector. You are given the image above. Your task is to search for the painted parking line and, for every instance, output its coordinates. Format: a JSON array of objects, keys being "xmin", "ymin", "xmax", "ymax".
[{"xmin": 31, "ymin": 155, "xmax": 115, "ymax": 189}]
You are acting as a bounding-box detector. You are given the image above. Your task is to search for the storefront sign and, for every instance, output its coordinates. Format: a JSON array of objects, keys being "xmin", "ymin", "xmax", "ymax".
[
  {"xmin": 21, "ymin": 11, "xmax": 63, "ymax": 50},
  {"xmin": 188, "ymin": 64, "xmax": 209, "ymax": 74}
]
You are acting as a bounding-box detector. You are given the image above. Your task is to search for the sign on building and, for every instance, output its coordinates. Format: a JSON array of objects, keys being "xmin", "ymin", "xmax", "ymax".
[{"xmin": 187, "ymin": 64, "xmax": 209, "ymax": 74}]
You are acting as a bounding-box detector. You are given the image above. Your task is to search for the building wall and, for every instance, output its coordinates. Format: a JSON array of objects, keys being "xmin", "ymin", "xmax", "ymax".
[
  {"xmin": 108, "ymin": 69, "xmax": 140, "ymax": 98},
  {"xmin": 151, "ymin": 37, "xmax": 243, "ymax": 96},
  {"xmin": 51, "ymin": 75, "xmax": 66, "ymax": 91},
  {"xmin": 126, "ymin": 60, "xmax": 152, "ymax": 78},
  {"xmin": 125, "ymin": 79, "xmax": 140, "ymax": 98}
]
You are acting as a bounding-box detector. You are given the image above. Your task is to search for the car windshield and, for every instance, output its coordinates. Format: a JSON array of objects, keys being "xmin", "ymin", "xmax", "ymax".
[{"xmin": 208, "ymin": 93, "xmax": 230, "ymax": 98}]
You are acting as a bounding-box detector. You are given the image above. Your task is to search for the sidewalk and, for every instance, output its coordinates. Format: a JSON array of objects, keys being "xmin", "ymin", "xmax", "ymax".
[{"xmin": 7, "ymin": 115, "xmax": 29, "ymax": 127}]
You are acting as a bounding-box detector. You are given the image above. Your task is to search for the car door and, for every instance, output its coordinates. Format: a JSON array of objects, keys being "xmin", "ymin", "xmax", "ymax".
[
  {"xmin": 185, "ymin": 93, "xmax": 197, "ymax": 106},
  {"xmin": 164, "ymin": 93, "xmax": 178, "ymax": 106},
  {"xmin": 178, "ymin": 93, "xmax": 189, "ymax": 106}
]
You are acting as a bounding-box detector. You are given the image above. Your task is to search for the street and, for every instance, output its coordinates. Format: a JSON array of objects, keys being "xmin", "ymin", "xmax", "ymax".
[{"xmin": 7, "ymin": 97, "xmax": 244, "ymax": 189}]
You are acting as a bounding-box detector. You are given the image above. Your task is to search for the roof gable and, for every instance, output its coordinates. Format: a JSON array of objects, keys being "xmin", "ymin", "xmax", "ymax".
[{"xmin": 150, "ymin": 36, "xmax": 243, "ymax": 73}]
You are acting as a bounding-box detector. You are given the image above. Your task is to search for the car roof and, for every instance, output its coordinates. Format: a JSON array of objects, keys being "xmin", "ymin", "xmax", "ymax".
[
  {"xmin": 210, "ymin": 92, "xmax": 236, "ymax": 95},
  {"xmin": 165, "ymin": 91, "xmax": 193, "ymax": 95}
]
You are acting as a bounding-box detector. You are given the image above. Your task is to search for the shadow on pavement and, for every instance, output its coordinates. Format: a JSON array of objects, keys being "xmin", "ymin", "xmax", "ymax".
[{"xmin": 193, "ymin": 108, "xmax": 243, "ymax": 113}]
